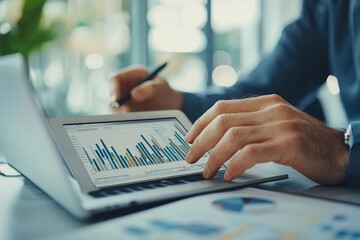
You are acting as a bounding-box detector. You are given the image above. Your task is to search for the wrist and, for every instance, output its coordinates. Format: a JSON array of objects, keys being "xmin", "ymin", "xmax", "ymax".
[
  {"xmin": 173, "ymin": 91, "xmax": 184, "ymax": 110},
  {"xmin": 332, "ymin": 129, "xmax": 350, "ymax": 184},
  {"xmin": 343, "ymin": 122, "xmax": 360, "ymax": 187}
]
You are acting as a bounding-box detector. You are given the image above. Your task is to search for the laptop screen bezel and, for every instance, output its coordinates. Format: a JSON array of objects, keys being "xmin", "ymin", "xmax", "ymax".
[{"xmin": 48, "ymin": 110, "xmax": 207, "ymax": 193}]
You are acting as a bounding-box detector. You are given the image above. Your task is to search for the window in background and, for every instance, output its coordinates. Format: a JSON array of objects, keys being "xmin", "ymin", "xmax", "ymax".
[
  {"xmin": 146, "ymin": 0, "xmax": 261, "ymax": 91},
  {"xmin": 0, "ymin": 0, "xmax": 302, "ymax": 117},
  {"xmin": 26, "ymin": 0, "xmax": 131, "ymax": 117},
  {"xmin": 211, "ymin": 0, "xmax": 260, "ymax": 87},
  {"xmin": 147, "ymin": 0, "xmax": 208, "ymax": 92},
  {"xmin": 261, "ymin": 0, "xmax": 302, "ymax": 55}
]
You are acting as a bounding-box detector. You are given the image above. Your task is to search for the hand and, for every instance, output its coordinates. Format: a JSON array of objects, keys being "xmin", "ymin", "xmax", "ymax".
[
  {"xmin": 185, "ymin": 94, "xmax": 349, "ymax": 185},
  {"xmin": 110, "ymin": 66, "xmax": 184, "ymax": 113}
]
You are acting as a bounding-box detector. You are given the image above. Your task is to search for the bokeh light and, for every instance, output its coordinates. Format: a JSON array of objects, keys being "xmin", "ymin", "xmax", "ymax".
[{"xmin": 212, "ymin": 65, "xmax": 238, "ymax": 87}]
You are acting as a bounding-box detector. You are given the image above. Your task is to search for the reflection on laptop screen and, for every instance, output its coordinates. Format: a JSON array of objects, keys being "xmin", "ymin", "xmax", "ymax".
[{"xmin": 64, "ymin": 118, "xmax": 208, "ymax": 188}]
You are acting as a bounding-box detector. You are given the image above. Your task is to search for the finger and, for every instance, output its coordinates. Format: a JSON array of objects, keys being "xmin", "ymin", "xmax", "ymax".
[
  {"xmin": 131, "ymin": 77, "xmax": 163, "ymax": 102},
  {"xmin": 201, "ymin": 126, "xmax": 271, "ymax": 179},
  {"xmin": 186, "ymin": 107, "xmax": 292, "ymax": 165},
  {"xmin": 224, "ymin": 141, "xmax": 280, "ymax": 181},
  {"xmin": 186, "ymin": 113, "xmax": 258, "ymax": 164},
  {"xmin": 185, "ymin": 94, "xmax": 288, "ymax": 143},
  {"xmin": 110, "ymin": 67, "xmax": 149, "ymax": 101},
  {"xmin": 186, "ymin": 110, "xmax": 282, "ymax": 160}
]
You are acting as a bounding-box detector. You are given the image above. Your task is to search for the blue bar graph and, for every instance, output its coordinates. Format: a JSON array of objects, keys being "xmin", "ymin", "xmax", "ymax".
[{"xmin": 82, "ymin": 125, "xmax": 191, "ymax": 172}]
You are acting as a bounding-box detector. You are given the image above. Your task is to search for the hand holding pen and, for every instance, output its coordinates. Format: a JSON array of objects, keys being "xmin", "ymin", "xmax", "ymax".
[{"xmin": 110, "ymin": 62, "xmax": 184, "ymax": 112}]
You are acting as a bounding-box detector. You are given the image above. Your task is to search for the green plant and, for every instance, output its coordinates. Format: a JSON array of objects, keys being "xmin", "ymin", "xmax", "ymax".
[{"xmin": 0, "ymin": 0, "xmax": 56, "ymax": 61}]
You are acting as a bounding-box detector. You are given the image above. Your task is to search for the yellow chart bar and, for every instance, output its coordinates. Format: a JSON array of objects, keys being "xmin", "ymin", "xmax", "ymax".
[
  {"xmin": 174, "ymin": 123, "xmax": 186, "ymax": 136},
  {"xmin": 151, "ymin": 153, "xmax": 161, "ymax": 164},
  {"xmin": 135, "ymin": 156, "xmax": 143, "ymax": 166},
  {"xmin": 96, "ymin": 158, "xmax": 105, "ymax": 171},
  {"xmin": 125, "ymin": 152, "xmax": 135, "ymax": 167},
  {"xmin": 111, "ymin": 153, "xmax": 122, "ymax": 169}
]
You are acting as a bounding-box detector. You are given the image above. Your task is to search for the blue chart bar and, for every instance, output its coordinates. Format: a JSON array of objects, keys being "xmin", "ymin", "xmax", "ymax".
[
  {"xmin": 92, "ymin": 159, "xmax": 100, "ymax": 171},
  {"xmin": 111, "ymin": 146, "xmax": 126, "ymax": 169},
  {"xmin": 139, "ymin": 142, "xmax": 156, "ymax": 164},
  {"xmin": 100, "ymin": 139, "xmax": 118, "ymax": 170},
  {"xmin": 174, "ymin": 131, "xmax": 190, "ymax": 150},
  {"xmin": 83, "ymin": 130, "xmax": 191, "ymax": 172}
]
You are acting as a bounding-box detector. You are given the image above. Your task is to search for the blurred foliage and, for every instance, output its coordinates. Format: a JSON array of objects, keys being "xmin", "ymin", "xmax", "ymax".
[{"xmin": 0, "ymin": 0, "xmax": 56, "ymax": 60}]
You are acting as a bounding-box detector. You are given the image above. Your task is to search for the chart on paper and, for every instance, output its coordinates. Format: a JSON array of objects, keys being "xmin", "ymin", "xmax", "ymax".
[{"xmin": 64, "ymin": 118, "xmax": 208, "ymax": 187}]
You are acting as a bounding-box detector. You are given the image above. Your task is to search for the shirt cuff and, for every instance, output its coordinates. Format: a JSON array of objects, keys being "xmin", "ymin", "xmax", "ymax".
[{"xmin": 344, "ymin": 121, "xmax": 360, "ymax": 187}]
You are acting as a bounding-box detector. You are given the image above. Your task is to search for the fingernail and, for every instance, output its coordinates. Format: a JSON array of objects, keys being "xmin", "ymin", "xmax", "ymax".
[
  {"xmin": 224, "ymin": 171, "xmax": 231, "ymax": 181},
  {"xmin": 133, "ymin": 89, "xmax": 144, "ymax": 101},
  {"xmin": 184, "ymin": 132, "xmax": 191, "ymax": 141},
  {"xmin": 185, "ymin": 126, "xmax": 194, "ymax": 141},
  {"xmin": 185, "ymin": 150, "xmax": 192, "ymax": 163},
  {"xmin": 203, "ymin": 164, "xmax": 210, "ymax": 179}
]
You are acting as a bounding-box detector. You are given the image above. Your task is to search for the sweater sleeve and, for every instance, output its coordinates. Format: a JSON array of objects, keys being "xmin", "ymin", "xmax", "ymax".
[{"xmin": 181, "ymin": 0, "xmax": 329, "ymax": 123}]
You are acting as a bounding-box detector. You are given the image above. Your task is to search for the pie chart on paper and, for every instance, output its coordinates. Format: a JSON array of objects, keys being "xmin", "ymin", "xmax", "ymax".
[{"xmin": 212, "ymin": 197, "xmax": 276, "ymax": 213}]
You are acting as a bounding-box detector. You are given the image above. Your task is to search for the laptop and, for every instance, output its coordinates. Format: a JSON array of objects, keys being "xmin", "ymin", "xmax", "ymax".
[{"xmin": 0, "ymin": 54, "xmax": 288, "ymax": 219}]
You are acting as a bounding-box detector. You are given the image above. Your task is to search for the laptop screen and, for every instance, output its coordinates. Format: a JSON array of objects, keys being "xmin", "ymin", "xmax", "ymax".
[{"xmin": 64, "ymin": 118, "xmax": 208, "ymax": 188}]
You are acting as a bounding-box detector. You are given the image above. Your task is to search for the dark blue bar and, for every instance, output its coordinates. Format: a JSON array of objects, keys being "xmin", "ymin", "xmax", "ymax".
[
  {"xmin": 174, "ymin": 123, "xmax": 186, "ymax": 136},
  {"xmin": 150, "ymin": 136, "xmax": 164, "ymax": 158},
  {"xmin": 110, "ymin": 153, "xmax": 118, "ymax": 169},
  {"xmin": 139, "ymin": 142, "xmax": 156, "ymax": 164},
  {"xmin": 168, "ymin": 144, "xmax": 180, "ymax": 160},
  {"xmin": 95, "ymin": 149, "xmax": 107, "ymax": 170},
  {"xmin": 164, "ymin": 147, "xmax": 174, "ymax": 161},
  {"xmin": 174, "ymin": 132, "xmax": 190, "ymax": 150},
  {"xmin": 126, "ymin": 148, "xmax": 139, "ymax": 166},
  {"xmin": 102, "ymin": 149, "xmax": 114, "ymax": 169},
  {"xmin": 139, "ymin": 156, "xmax": 147, "ymax": 166},
  {"xmin": 152, "ymin": 143, "xmax": 164, "ymax": 157},
  {"xmin": 119, "ymin": 155, "xmax": 129, "ymax": 168},
  {"xmin": 138, "ymin": 143, "xmax": 153, "ymax": 164},
  {"xmin": 152, "ymin": 145, "xmax": 164, "ymax": 162},
  {"xmin": 95, "ymin": 149, "xmax": 102, "ymax": 160},
  {"xmin": 169, "ymin": 142, "xmax": 185, "ymax": 159},
  {"xmin": 95, "ymin": 144, "xmax": 104, "ymax": 158},
  {"xmin": 169, "ymin": 143, "xmax": 184, "ymax": 160},
  {"xmin": 163, "ymin": 148, "xmax": 174, "ymax": 161},
  {"xmin": 111, "ymin": 147, "xmax": 126, "ymax": 168},
  {"xmin": 136, "ymin": 144, "xmax": 148, "ymax": 164},
  {"xmin": 158, "ymin": 147, "xmax": 171, "ymax": 162},
  {"xmin": 166, "ymin": 146, "xmax": 178, "ymax": 161},
  {"xmin": 142, "ymin": 157, "xmax": 151, "ymax": 165},
  {"xmin": 141, "ymin": 135, "xmax": 163, "ymax": 160},
  {"xmin": 100, "ymin": 139, "xmax": 118, "ymax": 169},
  {"xmin": 92, "ymin": 159, "xmax": 101, "ymax": 172}
]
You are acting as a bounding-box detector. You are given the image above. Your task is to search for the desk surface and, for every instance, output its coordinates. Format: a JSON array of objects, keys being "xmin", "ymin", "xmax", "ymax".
[{"xmin": 1, "ymin": 164, "xmax": 359, "ymax": 240}]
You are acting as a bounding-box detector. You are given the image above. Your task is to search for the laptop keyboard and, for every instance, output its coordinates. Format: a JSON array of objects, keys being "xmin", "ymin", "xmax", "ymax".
[{"xmin": 89, "ymin": 175, "xmax": 205, "ymax": 198}]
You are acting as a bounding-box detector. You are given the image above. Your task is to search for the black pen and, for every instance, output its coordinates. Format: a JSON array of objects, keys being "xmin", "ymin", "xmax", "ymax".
[{"xmin": 111, "ymin": 62, "xmax": 168, "ymax": 109}]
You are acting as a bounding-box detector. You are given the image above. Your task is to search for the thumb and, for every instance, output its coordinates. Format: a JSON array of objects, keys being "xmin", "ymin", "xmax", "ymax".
[{"xmin": 131, "ymin": 82, "xmax": 156, "ymax": 102}]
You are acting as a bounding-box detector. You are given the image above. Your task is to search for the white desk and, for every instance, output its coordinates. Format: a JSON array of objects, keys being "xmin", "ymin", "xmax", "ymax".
[{"xmin": 1, "ymin": 164, "xmax": 359, "ymax": 240}]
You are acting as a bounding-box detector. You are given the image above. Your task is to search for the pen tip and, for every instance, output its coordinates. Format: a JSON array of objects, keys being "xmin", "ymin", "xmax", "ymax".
[{"xmin": 111, "ymin": 102, "xmax": 120, "ymax": 109}]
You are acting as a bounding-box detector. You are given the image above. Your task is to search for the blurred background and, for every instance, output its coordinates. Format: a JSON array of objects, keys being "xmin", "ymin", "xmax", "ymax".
[{"xmin": 0, "ymin": 0, "xmax": 346, "ymax": 127}]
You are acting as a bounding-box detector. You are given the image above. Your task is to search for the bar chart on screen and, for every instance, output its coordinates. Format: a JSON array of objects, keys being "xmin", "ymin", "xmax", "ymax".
[
  {"xmin": 65, "ymin": 118, "xmax": 208, "ymax": 187},
  {"xmin": 85, "ymin": 131, "xmax": 190, "ymax": 172}
]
